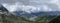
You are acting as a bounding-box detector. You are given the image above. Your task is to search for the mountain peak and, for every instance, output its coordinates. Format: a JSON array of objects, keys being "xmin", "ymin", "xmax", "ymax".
[{"xmin": 0, "ymin": 4, "xmax": 8, "ymax": 12}]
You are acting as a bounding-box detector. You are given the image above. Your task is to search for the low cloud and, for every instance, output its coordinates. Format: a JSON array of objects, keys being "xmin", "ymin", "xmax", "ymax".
[{"xmin": 2, "ymin": 0, "xmax": 60, "ymax": 13}]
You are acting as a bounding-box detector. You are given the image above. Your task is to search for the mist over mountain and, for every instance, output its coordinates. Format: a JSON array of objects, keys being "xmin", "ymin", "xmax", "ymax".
[
  {"xmin": 1, "ymin": 0, "xmax": 60, "ymax": 19},
  {"xmin": 0, "ymin": 0, "xmax": 60, "ymax": 23},
  {"xmin": 2, "ymin": 0, "xmax": 60, "ymax": 13}
]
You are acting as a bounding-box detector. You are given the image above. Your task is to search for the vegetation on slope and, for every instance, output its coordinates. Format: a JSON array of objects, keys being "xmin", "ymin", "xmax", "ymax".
[{"xmin": 0, "ymin": 13, "xmax": 59, "ymax": 23}]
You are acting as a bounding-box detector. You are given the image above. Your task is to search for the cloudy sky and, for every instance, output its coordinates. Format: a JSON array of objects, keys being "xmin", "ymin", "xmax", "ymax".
[{"xmin": 0, "ymin": 0, "xmax": 60, "ymax": 13}]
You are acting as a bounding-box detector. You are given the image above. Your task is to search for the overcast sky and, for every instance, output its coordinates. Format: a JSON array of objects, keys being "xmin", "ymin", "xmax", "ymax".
[{"xmin": 0, "ymin": 0, "xmax": 60, "ymax": 13}]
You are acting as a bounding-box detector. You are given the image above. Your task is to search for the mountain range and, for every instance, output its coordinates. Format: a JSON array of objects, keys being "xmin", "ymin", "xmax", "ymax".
[
  {"xmin": 0, "ymin": 4, "xmax": 60, "ymax": 19},
  {"xmin": 0, "ymin": 4, "xmax": 60, "ymax": 23},
  {"xmin": 13, "ymin": 11, "xmax": 60, "ymax": 18}
]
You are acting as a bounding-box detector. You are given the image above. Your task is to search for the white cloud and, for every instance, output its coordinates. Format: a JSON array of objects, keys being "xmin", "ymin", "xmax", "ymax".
[
  {"xmin": 2, "ymin": 2, "xmax": 41, "ymax": 13},
  {"xmin": 1, "ymin": 0, "xmax": 60, "ymax": 20},
  {"xmin": 3, "ymin": 4, "xmax": 17, "ymax": 12},
  {"xmin": 2, "ymin": 0, "xmax": 60, "ymax": 13}
]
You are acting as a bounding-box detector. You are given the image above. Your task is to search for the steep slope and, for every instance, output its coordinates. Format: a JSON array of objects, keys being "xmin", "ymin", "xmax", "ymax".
[
  {"xmin": 0, "ymin": 4, "xmax": 8, "ymax": 12},
  {"xmin": 0, "ymin": 12, "xmax": 34, "ymax": 23}
]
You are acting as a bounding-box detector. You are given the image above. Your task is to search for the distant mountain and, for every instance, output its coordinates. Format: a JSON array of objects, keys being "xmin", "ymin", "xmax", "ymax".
[
  {"xmin": 13, "ymin": 11, "xmax": 60, "ymax": 19},
  {"xmin": 31, "ymin": 11, "xmax": 60, "ymax": 16},
  {"xmin": 13, "ymin": 11, "xmax": 36, "ymax": 18}
]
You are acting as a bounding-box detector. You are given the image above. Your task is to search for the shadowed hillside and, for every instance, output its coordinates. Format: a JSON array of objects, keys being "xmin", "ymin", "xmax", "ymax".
[
  {"xmin": 0, "ymin": 12, "xmax": 34, "ymax": 23},
  {"xmin": 0, "ymin": 12, "xmax": 60, "ymax": 23}
]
